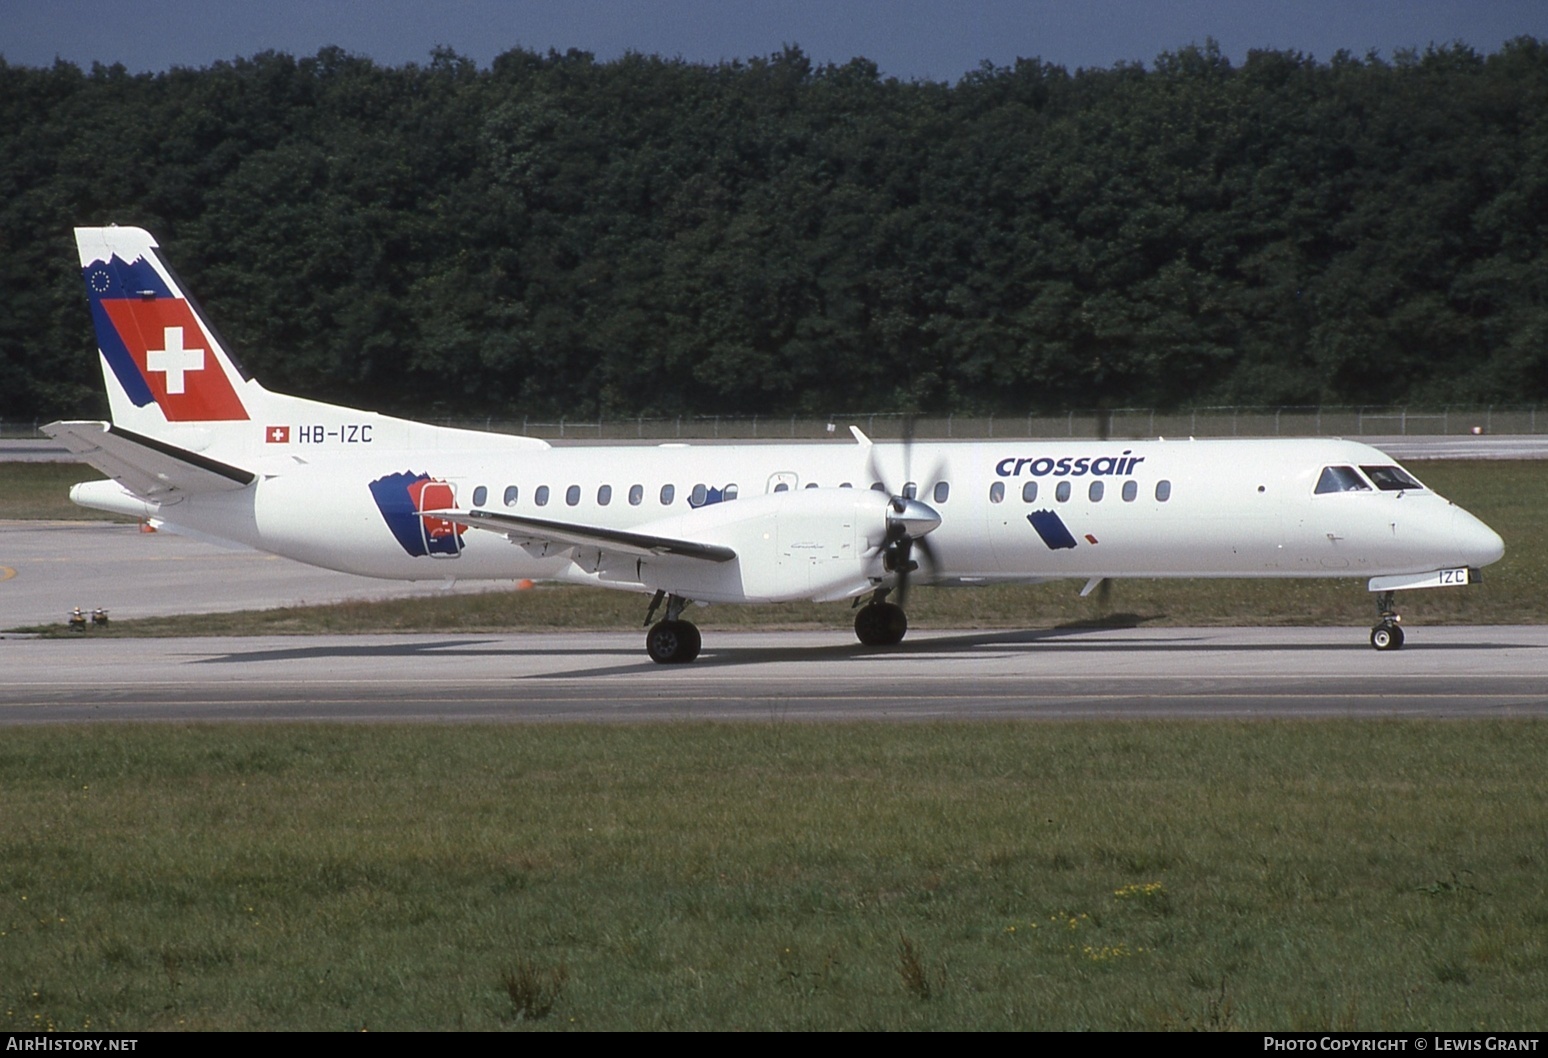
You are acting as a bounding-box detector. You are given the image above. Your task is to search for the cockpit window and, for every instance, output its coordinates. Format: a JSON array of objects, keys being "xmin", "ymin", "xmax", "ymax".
[
  {"xmin": 1360, "ymin": 465, "xmax": 1425, "ymax": 492},
  {"xmin": 1315, "ymin": 466, "xmax": 1371, "ymax": 494}
]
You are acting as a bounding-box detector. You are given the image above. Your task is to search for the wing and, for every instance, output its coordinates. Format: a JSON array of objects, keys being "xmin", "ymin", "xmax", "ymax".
[
  {"xmin": 432, "ymin": 508, "xmax": 736, "ymax": 563},
  {"xmin": 42, "ymin": 419, "xmax": 255, "ymax": 498}
]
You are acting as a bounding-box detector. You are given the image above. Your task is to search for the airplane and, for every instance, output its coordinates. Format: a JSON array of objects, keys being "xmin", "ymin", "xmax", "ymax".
[{"xmin": 46, "ymin": 226, "xmax": 1505, "ymax": 662}]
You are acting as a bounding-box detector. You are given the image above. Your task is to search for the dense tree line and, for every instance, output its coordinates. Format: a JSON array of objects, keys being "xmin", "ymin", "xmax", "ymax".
[{"xmin": 2, "ymin": 39, "xmax": 1545, "ymax": 421}]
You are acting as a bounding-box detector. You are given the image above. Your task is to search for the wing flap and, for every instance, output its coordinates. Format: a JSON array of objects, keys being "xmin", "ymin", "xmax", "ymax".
[
  {"xmin": 433, "ymin": 508, "xmax": 736, "ymax": 563},
  {"xmin": 42, "ymin": 419, "xmax": 255, "ymax": 498}
]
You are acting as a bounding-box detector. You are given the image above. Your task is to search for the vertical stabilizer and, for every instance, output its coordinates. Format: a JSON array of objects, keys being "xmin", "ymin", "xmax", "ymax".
[
  {"xmin": 77, "ymin": 226, "xmax": 262, "ymax": 443},
  {"xmin": 72, "ymin": 226, "xmax": 554, "ymax": 460}
]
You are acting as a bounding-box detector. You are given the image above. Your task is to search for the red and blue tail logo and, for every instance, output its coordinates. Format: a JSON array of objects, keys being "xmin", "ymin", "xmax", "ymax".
[
  {"xmin": 83, "ymin": 253, "xmax": 248, "ymax": 421},
  {"xmin": 369, "ymin": 471, "xmax": 465, "ymax": 557}
]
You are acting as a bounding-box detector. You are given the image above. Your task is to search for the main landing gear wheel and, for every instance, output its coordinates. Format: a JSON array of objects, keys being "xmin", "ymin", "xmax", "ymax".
[
  {"xmin": 854, "ymin": 602, "xmax": 908, "ymax": 646},
  {"xmin": 1370, "ymin": 621, "xmax": 1404, "ymax": 651},
  {"xmin": 646, "ymin": 619, "xmax": 701, "ymax": 664}
]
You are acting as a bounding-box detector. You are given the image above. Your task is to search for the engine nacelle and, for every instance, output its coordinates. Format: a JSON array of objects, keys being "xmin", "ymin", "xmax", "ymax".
[{"xmin": 619, "ymin": 488, "xmax": 898, "ymax": 603}]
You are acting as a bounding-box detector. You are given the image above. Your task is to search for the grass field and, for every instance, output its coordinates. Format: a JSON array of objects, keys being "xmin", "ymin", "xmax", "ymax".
[
  {"xmin": 2, "ymin": 722, "xmax": 1545, "ymax": 1031},
  {"xmin": 6, "ymin": 462, "xmax": 1546, "ymax": 1031},
  {"xmin": 7, "ymin": 459, "xmax": 1545, "ymax": 634},
  {"xmin": 0, "ymin": 463, "xmax": 119, "ymax": 521}
]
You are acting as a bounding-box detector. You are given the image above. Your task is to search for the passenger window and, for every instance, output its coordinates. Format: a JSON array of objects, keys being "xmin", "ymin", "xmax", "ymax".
[
  {"xmin": 566, "ymin": 485, "xmax": 580, "ymax": 506},
  {"xmin": 535, "ymin": 485, "xmax": 550, "ymax": 507},
  {"xmin": 839, "ymin": 483, "xmax": 851, "ymax": 489},
  {"xmin": 598, "ymin": 484, "xmax": 612, "ymax": 506},
  {"xmin": 628, "ymin": 484, "xmax": 643, "ymax": 506},
  {"xmin": 1360, "ymin": 465, "xmax": 1424, "ymax": 492},
  {"xmin": 1021, "ymin": 481, "xmax": 1038, "ymax": 503},
  {"xmin": 990, "ymin": 481, "xmax": 1005, "ymax": 503},
  {"xmin": 1122, "ymin": 480, "xmax": 1137, "ymax": 502},
  {"xmin": 503, "ymin": 485, "xmax": 519, "ymax": 507},
  {"xmin": 724, "ymin": 484, "xmax": 739, "ymax": 500},
  {"xmin": 870, "ymin": 482, "xmax": 886, "ymax": 492},
  {"xmin": 774, "ymin": 482, "xmax": 789, "ymax": 493},
  {"xmin": 691, "ymin": 483, "xmax": 708, "ymax": 505},
  {"xmin": 472, "ymin": 485, "xmax": 487, "ymax": 506},
  {"xmin": 805, "ymin": 482, "xmax": 819, "ymax": 489},
  {"xmin": 1055, "ymin": 481, "xmax": 1071, "ymax": 502},
  {"xmin": 660, "ymin": 484, "xmax": 675, "ymax": 505},
  {"xmin": 933, "ymin": 481, "xmax": 949, "ymax": 503},
  {"xmin": 1155, "ymin": 480, "xmax": 1172, "ymax": 502},
  {"xmin": 1088, "ymin": 481, "xmax": 1103, "ymax": 502},
  {"xmin": 1315, "ymin": 466, "xmax": 1371, "ymax": 494}
]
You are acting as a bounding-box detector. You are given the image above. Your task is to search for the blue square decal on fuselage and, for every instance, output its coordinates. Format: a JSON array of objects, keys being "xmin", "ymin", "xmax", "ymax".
[{"xmin": 1028, "ymin": 509, "xmax": 1078, "ymax": 550}]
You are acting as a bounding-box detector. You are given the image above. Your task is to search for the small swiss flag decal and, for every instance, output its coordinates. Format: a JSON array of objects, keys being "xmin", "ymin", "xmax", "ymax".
[{"xmin": 266, "ymin": 425, "xmax": 290, "ymax": 443}]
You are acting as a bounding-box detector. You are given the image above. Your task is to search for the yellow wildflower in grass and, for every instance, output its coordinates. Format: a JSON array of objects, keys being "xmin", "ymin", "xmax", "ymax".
[
  {"xmin": 1113, "ymin": 881, "xmax": 1171, "ymax": 916},
  {"xmin": 1081, "ymin": 943, "xmax": 1144, "ymax": 963},
  {"xmin": 1113, "ymin": 881, "xmax": 1165, "ymax": 899}
]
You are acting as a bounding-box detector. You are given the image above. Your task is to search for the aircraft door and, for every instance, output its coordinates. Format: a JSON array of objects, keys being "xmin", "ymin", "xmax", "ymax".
[
  {"xmin": 766, "ymin": 471, "xmax": 799, "ymax": 494},
  {"xmin": 408, "ymin": 478, "xmax": 464, "ymax": 558}
]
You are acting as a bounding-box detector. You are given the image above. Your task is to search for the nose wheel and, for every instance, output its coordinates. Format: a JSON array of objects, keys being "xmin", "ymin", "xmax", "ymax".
[
  {"xmin": 1370, "ymin": 590, "xmax": 1404, "ymax": 651},
  {"xmin": 1370, "ymin": 621, "xmax": 1404, "ymax": 651}
]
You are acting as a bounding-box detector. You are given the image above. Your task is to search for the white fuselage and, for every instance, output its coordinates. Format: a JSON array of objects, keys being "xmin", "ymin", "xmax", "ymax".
[
  {"xmin": 89, "ymin": 434, "xmax": 1505, "ymax": 605},
  {"xmin": 51, "ymin": 225, "xmax": 1509, "ymax": 660}
]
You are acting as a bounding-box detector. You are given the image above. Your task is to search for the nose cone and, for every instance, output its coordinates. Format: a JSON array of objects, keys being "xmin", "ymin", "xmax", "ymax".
[
  {"xmin": 1454, "ymin": 505, "xmax": 1505, "ymax": 568},
  {"xmin": 888, "ymin": 497, "xmax": 942, "ymax": 539}
]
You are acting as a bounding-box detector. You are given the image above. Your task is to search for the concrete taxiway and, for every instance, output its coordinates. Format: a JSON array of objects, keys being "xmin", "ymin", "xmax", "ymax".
[
  {"xmin": 3, "ymin": 626, "xmax": 1545, "ymax": 723},
  {"xmin": 1, "ymin": 519, "xmax": 501, "ymax": 628}
]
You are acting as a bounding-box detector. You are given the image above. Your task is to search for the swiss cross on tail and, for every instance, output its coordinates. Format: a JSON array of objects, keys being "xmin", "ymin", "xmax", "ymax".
[{"xmin": 81, "ymin": 249, "xmax": 248, "ymax": 422}]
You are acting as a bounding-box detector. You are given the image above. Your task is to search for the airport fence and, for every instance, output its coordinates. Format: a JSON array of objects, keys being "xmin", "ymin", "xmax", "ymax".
[
  {"xmin": 430, "ymin": 405, "xmax": 1544, "ymax": 441},
  {"xmin": 3, "ymin": 405, "xmax": 1542, "ymax": 442}
]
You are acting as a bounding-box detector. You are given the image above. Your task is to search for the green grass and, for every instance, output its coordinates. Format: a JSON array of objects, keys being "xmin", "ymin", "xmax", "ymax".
[
  {"xmin": 0, "ymin": 463, "xmax": 118, "ymax": 521},
  {"xmin": 2, "ymin": 722, "xmax": 1545, "ymax": 1030},
  {"xmin": 9, "ymin": 460, "xmax": 1546, "ymax": 635}
]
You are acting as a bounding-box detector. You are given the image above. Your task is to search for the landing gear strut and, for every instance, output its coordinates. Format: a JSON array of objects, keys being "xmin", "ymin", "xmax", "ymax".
[
  {"xmin": 645, "ymin": 591, "xmax": 701, "ymax": 664},
  {"xmin": 1370, "ymin": 590, "xmax": 1404, "ymax": 651},
  {"xmin": 854, "ymin": 590, "xmax": 908, "ymax": 646}
]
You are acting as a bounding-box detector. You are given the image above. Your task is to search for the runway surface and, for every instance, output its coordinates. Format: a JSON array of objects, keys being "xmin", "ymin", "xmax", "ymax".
[{"xmin": 4, "ymin": 625, "xmax": 1546, "ymax": 723}]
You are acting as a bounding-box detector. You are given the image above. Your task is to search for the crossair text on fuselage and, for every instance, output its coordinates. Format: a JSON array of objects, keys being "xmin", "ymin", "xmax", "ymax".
[{"xmin": 995, "ymin": 451, "xmax": 1144, "ymax": 478}]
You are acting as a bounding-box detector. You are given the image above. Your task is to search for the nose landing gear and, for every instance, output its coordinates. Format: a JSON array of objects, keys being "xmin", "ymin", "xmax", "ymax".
[{"xmin": 1370, "ymin": 590, "xmax": 1404, "ymax": 651}]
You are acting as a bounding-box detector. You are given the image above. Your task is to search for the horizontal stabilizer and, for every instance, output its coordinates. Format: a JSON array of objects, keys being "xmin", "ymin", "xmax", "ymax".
[
  {"xmin": 42, "ymin": 419, "xmax": 255, "ymax": 499},
  {"xmin": 432, "ymin": 508, "xmax": 737, "ymax": 563}
]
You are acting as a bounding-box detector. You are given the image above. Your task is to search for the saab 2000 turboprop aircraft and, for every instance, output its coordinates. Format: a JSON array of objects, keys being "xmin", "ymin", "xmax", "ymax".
[{"xmin": 47, "ymin": 226, "xmax": 1505, "ymax": 662}]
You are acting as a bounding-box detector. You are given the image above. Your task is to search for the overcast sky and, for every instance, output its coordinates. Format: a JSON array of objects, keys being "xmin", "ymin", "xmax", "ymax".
[{"xmin": 4, "ymin": 0, "xmax": 1546, "ymax": 81}]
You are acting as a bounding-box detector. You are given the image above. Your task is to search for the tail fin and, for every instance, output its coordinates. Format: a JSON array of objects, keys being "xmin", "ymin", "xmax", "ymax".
[
  {"xmin": 73, "ymin": 225, "xmax": 554, "ymax": 461},
  {"xmin": 77, "ymin": 226, "xmax": 254, "ymax": 433}
]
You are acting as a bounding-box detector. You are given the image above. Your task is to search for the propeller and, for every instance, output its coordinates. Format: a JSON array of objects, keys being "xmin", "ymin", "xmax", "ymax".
[{"xmin": 857, "ymin": 415, "xmax": 944, "ymax": 606}]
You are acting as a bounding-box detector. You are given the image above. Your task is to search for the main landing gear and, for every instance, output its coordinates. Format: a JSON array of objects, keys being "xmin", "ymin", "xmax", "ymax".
[
  {"xmin": 853, "ymin": 590, "xmax": 908, "ymax": 646},
  {"xmin": 1370, "ymin": 590, "xmax": 1404, "ymax": 651},
  {"xmin": 644, "ymin": 591, "xmax": 701, "ymax": 664}
]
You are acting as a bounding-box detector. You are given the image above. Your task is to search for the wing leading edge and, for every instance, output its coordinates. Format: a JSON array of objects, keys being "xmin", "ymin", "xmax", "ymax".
[{"xmin": 432, "ymin": 507, "xmax": 737, "ymax": 563}]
